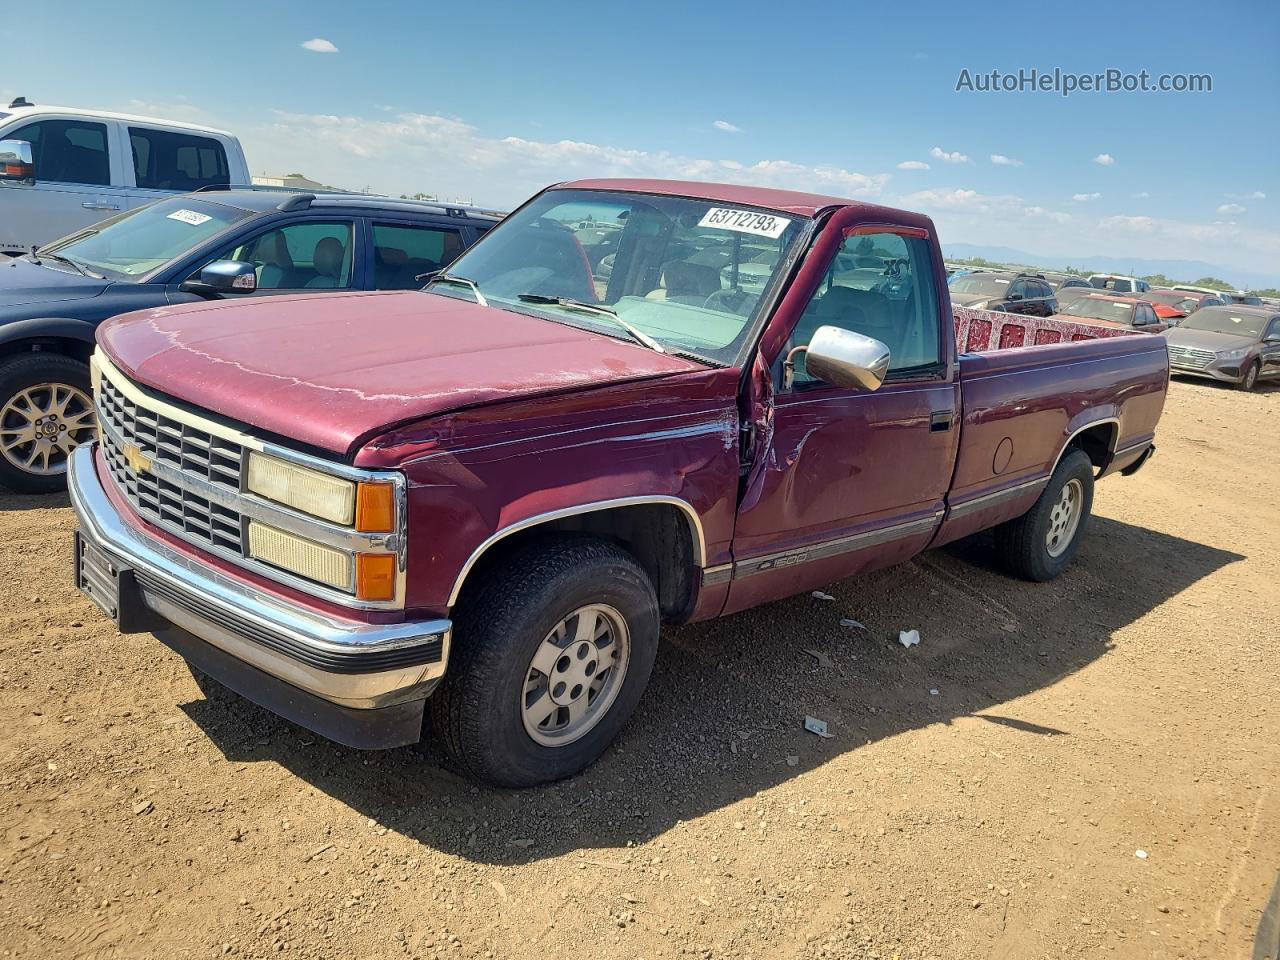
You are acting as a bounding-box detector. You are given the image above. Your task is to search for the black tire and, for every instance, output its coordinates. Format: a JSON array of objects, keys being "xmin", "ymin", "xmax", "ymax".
[
  {"xmin": 430, "ymin": 536, "xmax": 659, "ymax": 787},
  {"xmin": 1238, "ymin": 361, "xmax": 1260, "ymax": 392},
  {"xmin": 993, "ymin": 448, "xmax": 1095, "ymax": 582},
  {"xmin": 0, "ymin": 353, "xmax": 94, "ymax": 494}
]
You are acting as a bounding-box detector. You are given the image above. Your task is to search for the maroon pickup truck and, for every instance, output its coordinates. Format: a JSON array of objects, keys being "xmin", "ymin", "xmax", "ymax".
[{"xmin": 69, "ymin": 179, "xmax": 1167, "ymax": 786}]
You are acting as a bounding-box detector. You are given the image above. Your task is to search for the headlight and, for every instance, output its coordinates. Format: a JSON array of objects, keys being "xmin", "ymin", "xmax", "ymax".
[
  {"xmin": 1217, "ymin": 346, "xmax": 1251, "ymax": 360},
  {"xmin": 247, "ymin": 452, "xmax": 356, "ymax": 525},
  {"xmin": 247, "ymin": 522, "xmax": 353, "ymax": 591}
]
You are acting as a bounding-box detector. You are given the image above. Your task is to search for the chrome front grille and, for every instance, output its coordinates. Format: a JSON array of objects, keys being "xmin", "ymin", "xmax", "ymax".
[
  {"xmin": 1166, "ymin": 344, "xmax": 1216, "ymax": 369},
  {"xmin": 96, "ymin": 371, "xmax": 247, "ymax": 555}
]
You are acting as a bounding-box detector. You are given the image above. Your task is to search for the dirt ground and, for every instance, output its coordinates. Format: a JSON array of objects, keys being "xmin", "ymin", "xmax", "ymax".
[{"xmin": 0, "ymin": 376, "xmax": 1277, "ymax": 960}]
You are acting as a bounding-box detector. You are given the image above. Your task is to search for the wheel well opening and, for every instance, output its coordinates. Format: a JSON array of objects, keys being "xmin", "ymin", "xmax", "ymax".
[
  {"xmin": 0, "ymin": 337, "xmax": 94, "ymax": 366},
  {"xmin": 456, "ymin": 504, "xmax": 699, "ymax": 624},
  {"xmin": 1069, "ymin": 422, "xmax": 1118, "ymax": 473}
]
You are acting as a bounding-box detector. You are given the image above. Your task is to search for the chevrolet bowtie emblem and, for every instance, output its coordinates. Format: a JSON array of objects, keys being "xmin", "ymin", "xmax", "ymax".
[{"xmin": 122, "ymin": 443, "xmax": 153, "ymax": 475}]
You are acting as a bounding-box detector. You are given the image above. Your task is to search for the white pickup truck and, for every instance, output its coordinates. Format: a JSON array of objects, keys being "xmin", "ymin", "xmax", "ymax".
[{"xmin": 0, "ymin": 97, "xmax": 250, "ymax": 255}]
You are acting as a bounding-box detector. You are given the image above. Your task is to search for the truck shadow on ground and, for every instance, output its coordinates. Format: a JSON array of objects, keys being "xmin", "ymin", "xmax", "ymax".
[{"xmin": 180, "ymin": 515, "xmax": 1242, "ymax": 865}]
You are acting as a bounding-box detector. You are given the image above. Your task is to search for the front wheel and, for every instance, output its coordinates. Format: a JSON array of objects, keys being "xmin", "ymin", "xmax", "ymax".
[
  {"xmin": 430, "ymin": 537, "xmax": 659, "ymax": 787},
  {"xmin": 993, "ymin": 448, "xmax": 1095, "ymax": 582},
  {"xmin": 1238, "ymin": 361, "xmax": 1260, "ymax": 392},
  {"xmin": 0, "ymin": 354, "xmax": 96, "ymax": 494}
]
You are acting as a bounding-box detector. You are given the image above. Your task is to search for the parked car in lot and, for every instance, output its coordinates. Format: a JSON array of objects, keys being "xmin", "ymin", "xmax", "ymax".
[
  {"xmin": 1135, "ymin": 289, "xmax": 1214, "ymax": 322},
  {"xmin": 946, "ymin": 271, "xmax": 1058, "ymax": 316},
  {"xmin": 0, "ymin": 188, "xmax": 497, "ymax": 492},
  {"xmin": 1172, "ymin": 284, "xmax": 1231, "ymax": 299},
  {"xmin": 68, "ymin": 179, "xmax": 1167, "ymax": 786},
  {"xmin": 1163, "ymin": 305, "xmax": 1280, "ymax": 391},
  {"xmin": 1055, "ymin": 293, "xmax": 1171, "ymax": 332},
  {"xmin": 0, "ymin": 98, "xmax": 251, "ymax": 255},
  {"xmin": 1041, "ymin": 271, "xmax": 1092, "ymax": 293},
  {"xmin": 1223, "ymin": 292, "xmax": 1263, "ymax": 306},
  {"xmin": 1088, "ymin": 273, "xmax": 1151, "ymax": 294}
]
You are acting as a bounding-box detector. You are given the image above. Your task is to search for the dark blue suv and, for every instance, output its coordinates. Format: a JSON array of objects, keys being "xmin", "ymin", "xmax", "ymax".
[{"xmin": 0, "ymin": 188, "xmax": 500, "ymax": 492}]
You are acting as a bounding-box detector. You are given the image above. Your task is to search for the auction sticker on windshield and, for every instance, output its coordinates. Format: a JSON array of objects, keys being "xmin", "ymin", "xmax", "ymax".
[
  {"xmin": 698, "ymin": 207, "xmax": 791, "ymax": 239},
  {"xmin": 167, "ymin": 209, "xmax": 212, "ymax": 226}
]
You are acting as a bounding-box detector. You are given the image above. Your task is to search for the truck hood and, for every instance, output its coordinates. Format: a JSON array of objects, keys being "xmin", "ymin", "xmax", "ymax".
[
  {"xmin": 0, "ymin": 255, "xmax": 110, "ymax": 307},
  {"xmin": 1164, "ymin": 327, "xmax": 1256, "ymax": 350},
  {"xmin": 97, "ymin": 291, "xmax": 702, "ymax": 455}
]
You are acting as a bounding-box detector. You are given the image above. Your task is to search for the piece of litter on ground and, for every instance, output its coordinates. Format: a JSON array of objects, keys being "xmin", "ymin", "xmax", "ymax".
[
  {"xmin": 803, "ymin": 715, "xmax": 834, "ymax": 739},
  {"xmin": 899, "ymin": 629, "xmax": 921, "ymax": 648},
  {"xmin": 132, "ymin": 799, "xmax": 154, "ymax": 816},
  {"xmin": 929, "ymin": 688, "xmax": 940, "ymax": 696},
  {"xmin": 811, "ymin": 591, "xmax": 835, "ymax": 601},
  {"xmin": 803, "ymin": 649, "xmax": 834, "ymax": 669},
  {"xmin": 839, "ymin": 618, "xmax": 867, "ymax": 630},
  {"xmin": 509, "ymin": 838, "xmax": 535, "ymax": 848},
  {"xmin": 1135, "ymin": 849, "xmax": 1148, "ymax": 859},
  {"xmin": 785, "ymin": 755, "xmax": 800, "ymax": 767}
]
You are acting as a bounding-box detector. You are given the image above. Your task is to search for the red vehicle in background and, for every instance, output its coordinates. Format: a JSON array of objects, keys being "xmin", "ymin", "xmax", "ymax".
[
  {"xmin": 1053, "ymin": 293, "xmax": 1171, "ymax": 332},
  {"xmin": 69, "ymin": 180, "xmax": 1168, "ymax": 786}
]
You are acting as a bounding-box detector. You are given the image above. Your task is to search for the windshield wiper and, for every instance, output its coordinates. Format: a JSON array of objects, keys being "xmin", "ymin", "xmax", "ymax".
[
  {"xmin": 36, "ymin": 250, "xmax": 103, "ymax": 280},
  {"xmin": 419, "ymin": 270, "xmax": 488, "ymax": 307},
  {"xmin": 516, "ymin": 294, "xmax": 666, "ymax": 354}
]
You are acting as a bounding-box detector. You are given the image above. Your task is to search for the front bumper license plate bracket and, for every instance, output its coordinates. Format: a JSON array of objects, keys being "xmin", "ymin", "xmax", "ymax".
[{"xmin": 74, "ymin": 530, "xmax": 161, "ymax": 634}]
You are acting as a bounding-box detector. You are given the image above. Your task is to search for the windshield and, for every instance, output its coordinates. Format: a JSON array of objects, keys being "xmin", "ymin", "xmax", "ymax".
[
  {"xmin": 430, "ymin": 188, "xmax": 810, "ymax": 364},
  {"xmin": 41, "ymin": 197, "xmax": 251, "ymax": 280},
  {"xmin": 1179, "ymin": 308, "xmax": 1268, "ymax": 338},
  {"xmin": 1063, "ymin": 298, "xmax": 1135, "ymax": 323},
  {"xmin": 948, "ymin": 274, "xmax": 1011, "ymax": 297}
]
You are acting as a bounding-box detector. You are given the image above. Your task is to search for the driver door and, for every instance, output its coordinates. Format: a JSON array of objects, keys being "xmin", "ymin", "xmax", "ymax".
[{"xmin": 724, "ymin": 224, "xmax": 959, "ymax": 614}]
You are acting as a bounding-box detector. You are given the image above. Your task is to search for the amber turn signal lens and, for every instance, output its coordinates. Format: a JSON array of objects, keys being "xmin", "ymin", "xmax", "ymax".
[
  {"xmin": 355, "ymin": 553, "xmax": 397, "ymax": 602},
  {"xmin": 355, "ymin": 482, "xmax": 395, "ymax": 533}
]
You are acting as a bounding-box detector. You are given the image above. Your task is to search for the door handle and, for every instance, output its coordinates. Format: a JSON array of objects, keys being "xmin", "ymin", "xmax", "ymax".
[
  {"xmin": 82, "ymin": 202, "xmax": 121, "ymax": 211},
  {"xmin": 930, "ymin": 411, "xmax": 954, "ymax": 432}
]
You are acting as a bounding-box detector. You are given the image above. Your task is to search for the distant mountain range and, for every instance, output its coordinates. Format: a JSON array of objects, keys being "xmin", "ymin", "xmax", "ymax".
[{"xmin": 943, "ymin": 243, "xmax": 1278, "ymax": 291}]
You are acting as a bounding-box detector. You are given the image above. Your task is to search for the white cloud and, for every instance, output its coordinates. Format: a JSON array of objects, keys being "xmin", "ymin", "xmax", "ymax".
[
  {"xmin": 1217, "ymin": 203, "xmax": 1246, "ymax": 215},
  {"xmin": 1072, "ymin": 192, "xmax": 1101, "ymax": 202},
  {"xmin": 929, "ymin": 146, "xmax": 970, "ymax": 164},
  {"xmin": 1094, "ymin": 153, "xmax": 1115, "ymax": 166},
  {"xmin": 245, "ymin": 110, "xmax": 889, "ymax": 208},
  {"xmin": 896, "ymin": 160, "xmax": 930, "ymax": 170},
  {"xmin": 1022, "ymin": 206, "xmax": 1072, "ymax": 224},
  {"xmin": 1132, "ymin": 191, "xmax": 1150, "ymax": 199},
  {"xmin": 301, "ymin": 38, "xmax": 339, "ymax": 54},
  {"xmin": 123, "ymin": 99, "xmax": 207, "ymax": 122},
  {"xmin": 1251, "ymin": 191, "xmax": 1266, "ymax": 200},
  {"xmin": 1226, "ymin": 191, "xmax": 1266, "ymax": 201},
  {"xmin": 990, "ymin": 154, "xmax": 1022, "ymax": 167},
  {"xmin": 712, "ymin": 120, "xmax": 741, "ymax": 133}
]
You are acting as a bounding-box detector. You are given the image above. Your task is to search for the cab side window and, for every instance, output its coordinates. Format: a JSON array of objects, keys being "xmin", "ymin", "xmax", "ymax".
[
  {"xmin": 208, "ymin": 221, "xmax": 354, "ymax": 290},
  {"xmin": 9, "ymin": 119, "xmax": 110, "ymax": 186},
  {"xmin": 787, "ymin": 230, "xmax": 941, "ymax": 385},
  {"xmin": 129, "ymin": 127, "xmax": 229, "ymax": 192}
]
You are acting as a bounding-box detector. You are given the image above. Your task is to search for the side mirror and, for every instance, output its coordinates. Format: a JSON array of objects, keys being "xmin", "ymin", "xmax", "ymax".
[
  {"xmin": 785, "ymin": 325, "xmax": 891, "ymax": 391},
  {"xmin": 1007, "ymin": 293, "xmax": 1023, "ymax": 301},
  {"xmin": 179, "ymin": 260, "xmax": 257, "ymax": 297},
  {"xmin": 0, "ymin": 139, "xmax": 34, "ymax": 182}
]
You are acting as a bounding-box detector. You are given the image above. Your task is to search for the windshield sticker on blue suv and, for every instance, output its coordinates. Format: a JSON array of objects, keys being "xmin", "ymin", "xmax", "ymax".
[{"xmin": 167, "ymin": 209, "xmax": 213, "ymax": 226}]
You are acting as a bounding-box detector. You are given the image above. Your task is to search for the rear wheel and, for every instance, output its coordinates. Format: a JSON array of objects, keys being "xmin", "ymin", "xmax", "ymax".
[
  {"xmin": 0, "ymin": 354, "xmax": 96, "ymax": 494},
  {"xmin": 430, "ymin": 537, "xmax": 659, "ymax": 787},
  {"xmin": 1238, "ymin": 361, "xmax": 1260, "ymax": 392},
  {"xmin": 993, "ymin": 448, "xmax": 1095, "ymax": 582}
]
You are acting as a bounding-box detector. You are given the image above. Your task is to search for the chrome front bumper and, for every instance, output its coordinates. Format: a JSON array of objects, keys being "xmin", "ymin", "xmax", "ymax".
[{"xmin": 69, "ymin": 444, "xmax": 450, "ymax": 729}]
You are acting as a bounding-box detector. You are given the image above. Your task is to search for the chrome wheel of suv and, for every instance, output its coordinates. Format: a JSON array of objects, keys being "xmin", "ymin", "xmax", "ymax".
[
  {"xmin": 0, "ymin": 381, "xmax": 96, "ymax": 477},
  {"xmin": 521, "ymin": 603, "xmax": 631, "ymax": 746}
]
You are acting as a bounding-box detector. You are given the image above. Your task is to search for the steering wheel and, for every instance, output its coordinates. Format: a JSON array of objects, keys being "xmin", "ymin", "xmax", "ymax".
[{"xmin": 703, "ymin": 289, "xmax": 752, "ymax": 313}]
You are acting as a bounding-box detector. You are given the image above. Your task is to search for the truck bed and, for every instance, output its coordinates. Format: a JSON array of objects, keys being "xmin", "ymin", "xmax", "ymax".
[{"xmin": 953, "ymin": 305, "xmax": 1136, "ymax": 353}]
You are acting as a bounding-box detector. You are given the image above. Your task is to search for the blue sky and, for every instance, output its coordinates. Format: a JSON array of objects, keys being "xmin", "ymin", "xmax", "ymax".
[{"xmin": 6, "ymin": 0, "xmax": 1279, "ymax": 281}]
